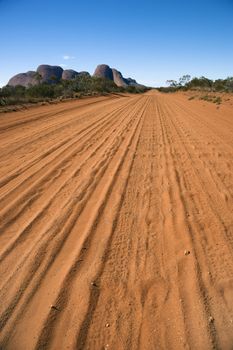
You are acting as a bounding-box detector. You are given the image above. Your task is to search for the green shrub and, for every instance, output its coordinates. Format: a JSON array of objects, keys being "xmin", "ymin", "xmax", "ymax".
[
  {"xmin": 0, "ymin": 76, "xmax": 149, "ymax": 107},
  {"xmin": 27, "ymin": 84, "xmax": 56, "ymax": 98},
  {"xmin": 213, "ymin": 97, "xmax": 222, "ymax": 104},
  {"xmin": 160, "ymin": 75, "xmax": 233, "ymax": 93},
  {"xmin": 200, "ymin": 95, "xmax": 213, "ymax": 101}
]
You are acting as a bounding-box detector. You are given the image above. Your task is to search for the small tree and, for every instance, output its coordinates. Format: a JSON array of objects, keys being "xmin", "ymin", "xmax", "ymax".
[
  {"xmin": 34, "ymin": 72, "xmax": 42, "ymax": 84},
  {"xmin": 166, "ymin": 80, "xmax": 178, "ymax": 87},
  {"xmin": 225, "ymin": 77, "xmax": 233, "ymax": 92},
  {"xmin": 179, "ymin": 75, "xmax": 191, "ymax": 86}
]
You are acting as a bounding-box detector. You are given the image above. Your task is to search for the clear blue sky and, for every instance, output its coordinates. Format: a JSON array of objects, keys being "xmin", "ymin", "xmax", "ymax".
[{"xmin": 0, "ymin": 0, "xmax": 233, "ymax": 87}]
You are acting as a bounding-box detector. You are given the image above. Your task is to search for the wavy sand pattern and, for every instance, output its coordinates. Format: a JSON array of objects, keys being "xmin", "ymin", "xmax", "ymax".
[{"xmin": 0, "ymin": 91, "xmax": 232, "ymax": 349}]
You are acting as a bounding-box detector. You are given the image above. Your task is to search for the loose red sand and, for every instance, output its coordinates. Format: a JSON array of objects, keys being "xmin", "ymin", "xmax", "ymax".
[{"xmin": 0, "ymin": 91, "xmax": 232, "ymax": 349}]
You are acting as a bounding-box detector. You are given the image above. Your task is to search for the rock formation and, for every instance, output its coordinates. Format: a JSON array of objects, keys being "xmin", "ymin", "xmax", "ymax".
[
  {"xmin": 62, "ymin": 69, "xmax": 79, "ymax": 80},
  {"xmin": 37, "ymin": 65, "xmax": 63, "ymax": 84},
  {"xmin": 77, "ymin": 71, "xmax": 90, "ymax": 77},
  {"xmin": 93, "ymin": 64, "xmax": 114, "ymax": 81},
  {"xmin": 7, "ymin": 63, "xmax": 142, "ymax": 89},
  {"xmin": 125, "ymin": 78, "xmax": 138, "ymax": 86},
  {"xmin": 8, "ymin": 71, "xmax": 38, "ymax": 87},
  {"xmin": 112, "ymin": 69, "xmax": 128, "ymax": 87},
  {"xmin": 93, "ymin": 64, "xmax": 142, "ymax": 88}
]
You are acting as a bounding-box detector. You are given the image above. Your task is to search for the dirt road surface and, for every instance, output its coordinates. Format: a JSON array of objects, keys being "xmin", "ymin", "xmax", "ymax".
[{"xmin": 0, "ymin": 91, "xmax": 232, "ymax": 350}]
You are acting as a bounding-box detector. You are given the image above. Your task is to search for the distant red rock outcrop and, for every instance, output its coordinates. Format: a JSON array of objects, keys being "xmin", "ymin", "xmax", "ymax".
[
  {"xmin": 37, "ymin": 65, "xmax": 63, "ymax": 84},
  {"xmin": 93, "ymin": 64, "xmax": 114, "ymax": 80},
  {"xmin": 7, "ymin": 63, "xmax": 143, "ymax": 88},
  {"xmin": 93, "ymin": 64, "xmax": 142, "ymax": 88},
  {"xmin": 62, "ymin": 69, "xmax": 79, "ymax": 80},
  {"xmin": 112, "ymin": 69, "xmax": 128, "ymax": 87},
  {"xmin": 8, "ymin": 71, "xmax": 38, "ymax": 87}
]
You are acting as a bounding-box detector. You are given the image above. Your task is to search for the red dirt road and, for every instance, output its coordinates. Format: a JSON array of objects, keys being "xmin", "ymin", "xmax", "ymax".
[{"xmin": 0, "ymin": 91, "xmax": 232, "ymax": 349}]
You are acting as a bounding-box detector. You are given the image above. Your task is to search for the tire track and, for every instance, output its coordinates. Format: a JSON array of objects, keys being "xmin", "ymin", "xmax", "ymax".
[
  {"xmin": 0, "ymin": 97, "xmax": 146, "ymax": 273},
  {"xmin": 0, "ymin": 96, "xmax": 149, "ymax": 350},
  {"xmin": 0, "ymin": 91, "xmax": 232, "ymax": 350},
  {"xmin": 0, "ymin": 96, "xmax": 139, "ymax": 190}
]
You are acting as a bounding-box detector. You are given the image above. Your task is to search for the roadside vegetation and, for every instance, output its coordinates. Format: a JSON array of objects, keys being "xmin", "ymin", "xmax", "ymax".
[
  {"xmin": 0, "ymin": 75, "xmax": 149, "ymax": 110},
  {"xmin": 199, "ymin": 95, "xmax": 222, "ymax": 104},
  {"xmin": 158, "ymin": 75, "xmax": 233, "ymax": 106},
  {"xmin": 159, "ymin": 75, "xmax": 233, "ymax": 93}
]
